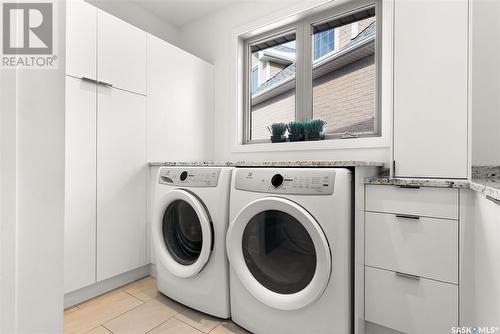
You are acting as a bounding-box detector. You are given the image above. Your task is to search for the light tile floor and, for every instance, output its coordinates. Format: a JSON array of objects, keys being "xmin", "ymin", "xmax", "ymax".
[{"xmin": 64, "ymin": 276, "xmax": 250, "ymax": 334}]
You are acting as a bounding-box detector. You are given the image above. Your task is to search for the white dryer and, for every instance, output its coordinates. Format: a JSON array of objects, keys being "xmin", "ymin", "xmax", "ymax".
[
  {"xmin": 226, "ymin": 168, "xmax": 352, "ymax": 334},
  {"xmin": 152, "ymin": 166, "xmax": 232, "ymax": 318}
]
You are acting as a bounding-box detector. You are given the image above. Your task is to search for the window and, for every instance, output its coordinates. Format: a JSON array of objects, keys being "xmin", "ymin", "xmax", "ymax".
[
  {"xmin": 251, "ymin": 66, "xmax": 259, "ymax": 92},
  {"xmin": 314, "ymin": 30, "xmax": 335, "ymax": 60},
  {"xmin": 248, "ymin": 33, "xmax": 297, "ymax": 141},
  {"xmin": 242, "ymin": 3, "xmax": 379, "ymax": 144}
]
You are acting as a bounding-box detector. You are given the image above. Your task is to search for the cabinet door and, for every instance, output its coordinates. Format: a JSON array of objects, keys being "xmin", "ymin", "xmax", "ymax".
[
  {"xmin": 66, "ymin": 0, "xmax": 97, "ymax": 79},
  {"xmin": 393, "ymin": 0, "xmax": 468, "ymax": 178},
  {"xmin": 64, "ymin": 76, "xmax": 97, "ymax": 293},
  {"xmin": 147, "ymin": 34, "xmax": 214, "ymax": 162},
  {"xmin": 97, "ymin": 10, "xmax": 147, "ymax": 95},
  {"xmin": 474, "ymin": 194, "xmax": 500, "ymax": 324},
  {"xmin": 97, "ymin": 87, "xmax": 147, "ymax": 281}
]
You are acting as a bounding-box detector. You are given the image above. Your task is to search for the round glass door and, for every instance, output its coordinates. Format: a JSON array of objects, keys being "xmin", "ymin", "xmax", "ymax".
[
  {"xmin": 226, "ymin": 197, "xmax": 331, "ymax": 311},
  {"xmin": 162, "ymin": 200, "xmax": 203, "ymax": 266},
  {"xmin": 153, "ymin": 189, "xmax": 212, "ymax": 278},
  {"xmin": 242, "ymin": 210, "xmax": 317, "ymax": 294}
]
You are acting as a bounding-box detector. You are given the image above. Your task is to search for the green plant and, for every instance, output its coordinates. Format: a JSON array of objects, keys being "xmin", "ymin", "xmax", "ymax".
[
  {"xmin": 304, "ymin": 119, "xmax": 327, "ymax": 136},
  {"xmin": 287, "ymin": 121, "xmax": 305, "ymax": 137},
  {"xmin": 267, "ymin": 122, "xmax": 287, "ymax": 137}
]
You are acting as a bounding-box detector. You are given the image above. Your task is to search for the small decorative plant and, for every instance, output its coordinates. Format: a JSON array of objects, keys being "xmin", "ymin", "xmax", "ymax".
[
  {"xmin": 304, "ymin": 119, "xmax": 327, "ymax": 141},
  {"xmin": 267, "ymin": 122, "xmax": 287, "ymax": 143},
  {"xmin": 287, "ymin": 121, "xmax": 305, "ymax": 142}
]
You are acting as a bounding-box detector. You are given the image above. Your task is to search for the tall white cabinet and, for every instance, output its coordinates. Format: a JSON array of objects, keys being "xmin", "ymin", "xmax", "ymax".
[
  {"xmin": 65, "ymin": 0, "xmax": 147, "ymax": 293},
  {"xmin": 97, "ymin": 87, "xmax": 146, "ymax": 281},
  {"xmin": 393, "ymin": 0, "xmax": 468, "ymax": 179},
  {"xmin": 65, "ymin": 0, "xmax": 214, "ymax": 296}
]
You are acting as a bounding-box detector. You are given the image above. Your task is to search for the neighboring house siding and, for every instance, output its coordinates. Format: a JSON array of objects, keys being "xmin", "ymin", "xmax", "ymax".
[
  {"xmin": 251, "ymin": 54, "xmax": 375, "ymax": 139},
  {"xmin": 269, "ymin": 62, "xmax": 286, "ymax": 78},
  {"xmin": 313, "ymin": 54, "xmax": 375, "ymax": 134},
  {"xmin": 252, "ymin": 89, "xmax": 296, "ymax": 139}
]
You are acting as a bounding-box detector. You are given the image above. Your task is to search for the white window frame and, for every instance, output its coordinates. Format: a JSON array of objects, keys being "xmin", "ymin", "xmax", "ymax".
[{"xmin": 241, "ymin": 0, "xmax": 383, "ymax": 145}]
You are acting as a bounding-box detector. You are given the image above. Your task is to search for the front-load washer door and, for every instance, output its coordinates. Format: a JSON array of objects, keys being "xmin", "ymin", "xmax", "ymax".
[
  {"xmin": 153, "ymin": 189, "xmax": 212, "ymax": 278},
  {"xmin": 226, "ymin": 197, "xmax": 331, "ymax": 311}
]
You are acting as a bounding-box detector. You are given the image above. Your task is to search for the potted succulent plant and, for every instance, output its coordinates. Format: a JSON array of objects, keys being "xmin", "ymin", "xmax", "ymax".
[
  {"xmin": 304, "ymin": 119, "xmax": 327, "ymax": 141},
  {"xmin": 267, "ymin": 122, "xmax": 287, "ymax": 143},
  {"xmin": 287, "ymin": 121, "xmax": 305, "ymax": 142}
]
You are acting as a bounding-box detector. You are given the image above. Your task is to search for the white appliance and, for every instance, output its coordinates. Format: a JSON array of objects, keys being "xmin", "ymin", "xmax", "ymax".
[
  {"xmin": 152, "ymin": 166, "xmax": 232, "ymax": 318},
  {"xmin": 226, "ymin": 168, "xmax": 352, "ymax": 334}
]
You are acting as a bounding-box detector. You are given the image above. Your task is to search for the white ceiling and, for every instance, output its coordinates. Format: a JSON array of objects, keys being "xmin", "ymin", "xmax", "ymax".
[{"xmin": 128, "ymin": 0, "xmax": 254, "ymax": 27}]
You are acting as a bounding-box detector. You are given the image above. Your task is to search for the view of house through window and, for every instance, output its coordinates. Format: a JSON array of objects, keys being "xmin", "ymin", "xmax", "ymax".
[
  {"xmin": 312, "ymin": 12, "xmax": 376, "ymax": 135},
  {"xmin": 244, "ymin": 5, "xmax": 378, "ymax": 143},
  {"xmin": 250, "ymin": 34, "xmax": 297, "ymax": 140}
]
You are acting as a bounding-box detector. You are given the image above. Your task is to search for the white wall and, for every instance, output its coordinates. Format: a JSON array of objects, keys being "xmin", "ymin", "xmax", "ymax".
[
  {"xmin": 179, "ymin": 0, "xmax": 391, "ymax": 164},
  {"xmin": 86, "ymin": 0, "xmax": 180, "ymax": 48},
  {"xmin": 0, "ymin": 1, "xmax": 66, "ymax": 332},
  {"xmin": 471, "ymin": 0, "xmax": 500, "ymax": 166}
]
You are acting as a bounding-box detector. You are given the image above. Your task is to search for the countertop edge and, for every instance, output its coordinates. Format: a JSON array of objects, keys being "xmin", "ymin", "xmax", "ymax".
[
  {"xmin": 149, "ymin": 160, "xmax": 384, "ymax": 167},
  {"xmin": 365, "ymin": 177, "xmax": 500, "ymax": 201}
]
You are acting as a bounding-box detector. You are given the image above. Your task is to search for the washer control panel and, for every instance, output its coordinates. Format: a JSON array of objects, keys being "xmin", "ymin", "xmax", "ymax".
[
  {"xmin": 235, "ymin": 168, "xmax": 335, "ymax": 195},
  {"xmin": 159, "ymin": 167, "xmax": 220, "ymax": 187}
]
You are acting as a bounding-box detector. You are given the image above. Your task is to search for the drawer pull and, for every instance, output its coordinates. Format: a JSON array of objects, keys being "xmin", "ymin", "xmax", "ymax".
[
  {"xmin": 395, "ymin": 272, "xmax": 421, "ymax": 280},
  {"xmin": 81, "ymin": 76, "xmax": 98, "ymax": 84},
  {"xmin": 486, "ymin": 195, "xmax": 500, "ymax": 206},
  {"xmin": 398, "ymin": 185, "xmax": 421, "ymax": 189},
  {"xmin": 395, "ymin": 214, "xmax": 420, "ymax": 220},
  {"xmin": 98, "ymin": 80, "xmax": 113, "ymax": 87}
]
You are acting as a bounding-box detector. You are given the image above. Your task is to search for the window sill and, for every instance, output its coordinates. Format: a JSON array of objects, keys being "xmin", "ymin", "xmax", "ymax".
[{"xmin": 231, "ymin": 135, "xmax": 390, "ymax": 153}]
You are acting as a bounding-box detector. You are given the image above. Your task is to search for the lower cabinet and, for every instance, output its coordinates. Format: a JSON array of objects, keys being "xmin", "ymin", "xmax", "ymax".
[
  {"xmin": 64, "ymin": 76, "xmax": 97, "ymax": 293},
  {"xmin": 64, "ymin": 77, "xmax": 147, "ymax": 292},
  {"xmin": 96, "ymin": 87, "xmax": 147, "ymax": 281},
  {"xmin": 365, "ymin": 266, "xmax": 458, "ymax": 334},
  {"xmin": 364, "ymin": 184, "xmax": 460, "ymax": 333}
]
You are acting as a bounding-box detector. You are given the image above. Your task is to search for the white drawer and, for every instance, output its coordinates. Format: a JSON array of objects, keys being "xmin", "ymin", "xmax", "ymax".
[
  {"xmin": 366, "ymin": 185, "xmax": 459, "ymax": 219},
  {"xmin": 365, "ymin": 212, "xmax": 458, "ymax": 283},
  {"xmin": 365, "ymin": 266, "xmax": 458, "ymax": 334}
]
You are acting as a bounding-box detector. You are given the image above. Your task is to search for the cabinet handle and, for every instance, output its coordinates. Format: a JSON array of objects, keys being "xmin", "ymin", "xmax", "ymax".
[
  {"xmin": 399, "ymin": 185, "xmax": 421, "ymax": 189},
  {"xmin": 395, "ymin": 272, "xmax": 421, "ymax": 280},
  {"xmin": 395, "ymin": 214, "xmax": 420, "ymax": 220},
  {"xmin": 98, "ymin": 80, "xmax": 113, "ymax": 87},
  {"xmin": 486, "ymin": 195, "xmax": 500, "ymax": 206},
  {"xmin": 80, "ymin": 76, "xmax": 98, "ymax": 84}
]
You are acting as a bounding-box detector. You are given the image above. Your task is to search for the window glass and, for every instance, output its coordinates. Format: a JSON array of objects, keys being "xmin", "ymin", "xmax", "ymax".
[
  {"xmin": 311, "ymin": 12, "xmax": 376, "ymax": 136},
  {"xmin": 242, "ymin": 210, "xmax": 317, "ymax": 294},
  {"xmin": 162, "ymin": 200, "xmax": 203, "ymax": 265},
  {"xmin": 250, "ymin": 36, "xmax": 296, "ymax": 141}
]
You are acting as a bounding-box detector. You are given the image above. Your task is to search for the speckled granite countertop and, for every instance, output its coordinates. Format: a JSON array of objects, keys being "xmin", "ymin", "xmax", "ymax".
[
  {"xmin": 366, "ymin": 176, "xmax": 500, "ymax": 202},
  {"xmin": 469, "ymin": 179, "xmax": 500, "ymax": 202},
  {"xmin": 149, "ymin": 160, "xmax": 384, "ymax": 167},
  {"xmin": 365, "ymin": 177, "xmax": 470, "ymax": 188}
]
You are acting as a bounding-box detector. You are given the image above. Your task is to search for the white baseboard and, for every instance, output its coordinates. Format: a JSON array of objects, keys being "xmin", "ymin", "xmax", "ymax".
[{"xmin": 64, "ymin": 265, "xmax": 152, "ymax": 308}]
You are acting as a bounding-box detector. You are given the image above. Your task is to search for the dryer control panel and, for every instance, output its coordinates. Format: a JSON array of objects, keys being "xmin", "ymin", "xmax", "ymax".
[
  {"xmin": 235, "ymin": 168, "xmax": 335, "ymax": 195},
  {"xmin": 159, "ymin": 168, "xmax": 220, "ymax": 187}
]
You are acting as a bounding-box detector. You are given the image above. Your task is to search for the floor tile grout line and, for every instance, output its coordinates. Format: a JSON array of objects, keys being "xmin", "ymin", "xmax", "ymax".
[
  {"xmin": 144, "ymin": 314, "xmax": 176, "ymax": 334},
  {"xmin": 101, "ymin": 323, "xmax": 114, "ymax": 334},
  {"xmin": 121, "ymin": 289, "xmax": 150, "ymax": 303},
  {"xmin": 173, "ymin": 316, "xmax": 208, "ymax": 334}
]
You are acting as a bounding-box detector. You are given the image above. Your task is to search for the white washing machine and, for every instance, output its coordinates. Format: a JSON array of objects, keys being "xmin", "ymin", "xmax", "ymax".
[
  {"xmin": 226, "ymin": 168, "xmax": 352, "ymax": 334},
  {"xmin": 152, "ymin": 166, "xmax": 232, "ymax": 318}
]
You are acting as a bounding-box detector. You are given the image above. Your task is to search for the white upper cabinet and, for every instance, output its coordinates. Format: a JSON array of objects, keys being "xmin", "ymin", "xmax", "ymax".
[
  {"xmin": 393, "ymin": 0, "xmax": 468, "ymax": 179},
  {"xmin": 98, "ymin": 10, "xmax": 148, "ymax": 95},
  {"xmin": 66, "ymin": 0, "xmax": 97, "ymax": 79},
  {"xmin": 97, "ymin": 86, "xmax": 147, "ymax": 281},
  {"xmin": 147, "ymin": 35, "xmax": 214, "ymax": 162}
]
